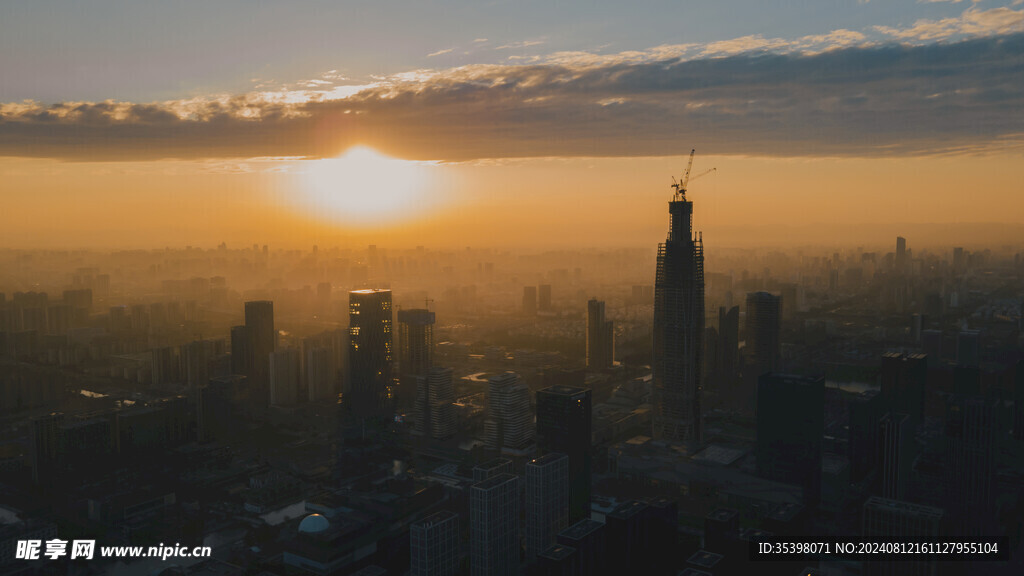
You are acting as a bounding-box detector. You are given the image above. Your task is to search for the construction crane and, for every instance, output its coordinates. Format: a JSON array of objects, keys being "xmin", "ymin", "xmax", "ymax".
[{"xmin": 671, "ymin": 148, "xmax": 716, "ymax": 198}]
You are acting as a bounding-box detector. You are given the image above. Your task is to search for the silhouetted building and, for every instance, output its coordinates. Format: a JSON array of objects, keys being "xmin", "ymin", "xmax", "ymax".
[
  {"xmin": 270, "ymin": 348, "xmax": 300, "ymax": 406},
  {"xmin": 525, "ymin": 453, "xmax": 569, "ymax": 559},
  {"xmin": 756, "ymin": 374, "xmax": 824, "ymax": 502},
  {"xmin": 398, "ymin": 308, "xmax": 435, "ymax": 409},
  {"xmin": 653, "ymin": 185, "xmax": 704, "ymax": 443},
  {"xmin": 416, "ymin": 366, "xmax": 456, "ymax": 439},
  {"xmin": 484, "ymin": 372, "xmax": 533, "ymax": 452},
  {"xmin": 348, "ymin": 289, "xmax": 394, "ymax": 420},
  {"xmin": 862, "ymin": 497, "xmax": 943, "ymax": 576},
  {"xmin": 944, "ymin": 394, "xmax": 1003, "ymax": 536},
  {"xmin": 305, "ymin": 346, "xmax": 334, "ymax": 401},
  {"xmin": 895, "ymin": 236, "xmax": 907, "ymax": 273},
  {"xmin": 244, "ymin": 300, "xmax": 276, "ymax": 410},
  {"xmin": 585, "ymin": 299, "xmax": 614, "ymax": 369},
  {"xmin": 848, "ymin": 389, "xmax": 883, "ymax": 484},
  {"xmin": 745, "ymin": 292, "xmax": 781, "ymax": 377},
  {"xmin": 536, "ymin": 386, "xmax": 591, "ymax": 522},
  {"xmin": 538, "ymin": 284, "xmax": 552, "ymax": 312},
  {"xmin": 879, "ymin": 352, "xmax": 927, "ymax": 428},
  {"xmin": 879, "ymin": 412, "xmax": 912, "ymax": 500},
  {"xmin": 716, "ymin": 305, "xmax": 739, "ymax": 388},
  {"xmin": 410, "ymin": 510, "xmax": 459, "ymax": 576},
  {"xmin": 470, "ymin": 473, "xmax": 519, "ymax": 576},
  {"xmin": 555, "ymin": 519, "xmax": 606, "ymax": 576},
  {"xmin": 230, "ymin": 325, "xmax": 255, "ymax": 381},
  {"xmin": 473, "ymin": 458, "xmax": 512, "ymax": 483},
  {"xmin": 523, "ymin": 286, "xmax": 538, "ymax": 316},
  {"xmin": 955, "ymin": 329, "xmax": 981, "ymax": 367}
]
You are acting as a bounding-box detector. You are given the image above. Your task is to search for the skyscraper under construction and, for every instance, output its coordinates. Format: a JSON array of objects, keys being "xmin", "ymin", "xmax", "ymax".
[{"xmin": 652, "ymin": 151, "xmax": 705, "ymax": 443}]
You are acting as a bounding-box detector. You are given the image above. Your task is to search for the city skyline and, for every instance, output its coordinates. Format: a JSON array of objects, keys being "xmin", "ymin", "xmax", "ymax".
[{"xmin": 2, "ymin": 2, "xmax": 1024, "ymax": 249}]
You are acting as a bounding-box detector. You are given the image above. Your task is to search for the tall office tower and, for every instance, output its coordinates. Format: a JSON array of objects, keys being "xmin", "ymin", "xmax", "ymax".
[
  {"xmin": 270, "ymin": 349, "xmax": 300, "ymax": 406},
  {"xmin": 410, "ymin": 510, "xmax": 459, "ymax": 576},
  {"xmin": 523, "ymin": 286, "xmax": 538, "ymax": 316},
  {"xmin": 415, "ymin": 366, "xmax": 457, "ymax": 439},
  {"xmin": 756, "ymin": 374, "xmax": 824, "ymax": 502},
  {"xmin": 848, "ymin": 389, "xmax": 883, "ymax": 484},
  {"xmin": 473, "ymin": 458, "xmax": 513, "ymax": 483},
  {"xmin": 470, "ymin": 473, "xmax": 520, "ymax": 576},
  {"xmin": 348, "ymin": 289, "xmax": 394, "ymax": 420},
  {"xmin": 879, "ymin": 413, "xmax": 912, "ymax": 500},
  {"xmin": 717, "ymin": 305, "xmax": 740, "ymax": 386},
  {"xmin": 428, "ymin": 367, "xmax": 457, "ymax": 439},
  {"xmin": 585, "ymin": 299, "xmax": 614, "ymax": 369},
  {"xmin": 31, "ymin": 412, "xmax": 65, "ymax": 483},
  {"xmin": 525, "ymin": 453, "xmax": 570, "ymax": 559},
  {"xmin": 955, "ymin": 329, "xmax": 981, "ymax": 367},
  {"xmin": 745, "ymin": 292, "xmax": 782, "ymax": 377},
  {"xmin": 230, "ymin": 325, "xmax": 255, "ymax": 377},
  {"xmin": 535, "ymin": 386, "xmax": 592, "ymax": 523},
  {"xmin": 944, "ymin": 394, "xmax": 1004, "ymax": 536},
  {"xmin": 538, "ymin": 284, "xmax": 552, "ymax": 312},
  {"xmin": 556, "ymin": 519, "xmax": 606, "ymax": 576},
  {"xmin": 895, "ymin": 236, "xmax": 907, "ymax": 272},
  {"xmin": 879, "ymin": 352, "xmax": 927, "ymax": 427},
  {"xmin": 484, "ymin": 372, "xmax": 533, "ymax": 452},
  {"xmin": 151, "ymin": 346, "xmax": 179, "ymax": 387},
  {"xmin": 398, "ymin": 308, "xmax": 435, "ymax": 410},
  {"xmin": 862, "ymin": 497, "xmax": 943, "ymax": 576},
  {"xmin": 244, "ymin": 300, "xmax": 276, "ymax": 409},
  {"xmin": 305, "ymin": 346, "xmax": 334, "ymax": 401},
  {"xmin": 182, "ymin": 340, "xmax": 210, "ymax": 389},
  {"xmin": 652, "ymin": 183, "xmax": 705, "ymax": 443}
]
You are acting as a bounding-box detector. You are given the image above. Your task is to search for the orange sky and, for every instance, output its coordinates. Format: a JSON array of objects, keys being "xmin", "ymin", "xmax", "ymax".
[{"xmin": 2, "ymin": 151, "xmax": 1022, "ymax": 250}]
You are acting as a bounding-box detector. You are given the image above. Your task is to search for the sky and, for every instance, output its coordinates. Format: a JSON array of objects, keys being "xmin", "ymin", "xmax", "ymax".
[{"xmin": 1, "ymin": 0, "xmax": 1023, "ymax": 250}]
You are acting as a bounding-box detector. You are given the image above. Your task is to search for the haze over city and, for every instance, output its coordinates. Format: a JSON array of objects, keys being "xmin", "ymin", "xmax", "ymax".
[{"xmin": 2, "ymin": 2, "xmax": 1024, "ymax": 576}]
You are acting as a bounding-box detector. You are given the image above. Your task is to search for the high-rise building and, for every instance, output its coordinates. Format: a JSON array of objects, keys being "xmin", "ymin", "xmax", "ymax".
[
  {"xmin": 270, "ymin": 349, "xmax": 300, "ymax": 406},
  {"xmin": 473, "ymin": 458, "xmax": 513, "ymax": 483},
  {"xmin": 879, "ymin": 352, "xmax": 927, "ymax": 427},
  {"xmin": 410, "ymin": 510, "xmax": 459, "ymax": 576},
  {"xmin": 230, "ymin": 325, "xmax": 255, "ymax": 380},
  {"xmin": 536, "ymin": 386, "xmax": 592, "ymax": 522},
  {"xmin": 585, "ymin": 299, "xmax": 614, "ymax": 370},
  {"xmin": 523, "ymin": 286, "xmax": 538, "ymax": 316},
  {"xmin": 716, "ymin": 305, "xmax": 739, "ymax": 387},
  {"xmin": 756, "ymin": 374, "xmax": 824, "ymax": 502},
  {"xmin": 414, "ymin": 366, "xmax": 456, "ymax": 439},
  {"xmin": 944, "ymin": 394, "xmax": 1004, "ymax": 536},
  {"xmin": 244, "ymin": 300, "xmax": 276, "ymax": 410},
  {"xmin": 484, "ymin": 372, "xmax": 533, "ymax": 452},
  {"xmin": 895, "ymin": 236, "xmax": 907, "ymax": 272},
  {"xmin": 398, "ymin": 308, "xmax": 435, "ymax": 409},
  {"xmin": 538, "ymin": 284, "xmax": 552, "ymax": 312},
  {"xmin": 848, "ymin": 389, "xmax": 883, "ymax": 484},
  {"xmin": 348, "ymin": 289, "xmax": 394, "ymax": 420},
  {"xmin": 862, "ymin": 497, "xmax": 943, "ymax": 576},
  {"xmin": 652, "ymin": 183, "xmax": 704, "ymax": 443},
  {"xmin": 31, "ymin": 412, "xmax": 64, "ymax": 483},
  {"xmin": 879, "ymin": 413, "xmax": 912, "ymax": 500},
  {"xmin": 955, "ymin": 329, "xmax": 981, "ymax": 367},
  {"xmin": 745, "ymin": 292, "xmax": 781, "ymax": 377},
  {"xmin": 470, "ymin": 473, "xmax": 519, "ymax": 576},
  {"xmin": 305, "ymin": 346, "xmax": 334, "ymax": 401},
  {"xmin": 555, "ymin": 519, "xmax": 606, "ymax": 576},
  {"xmin": 525, "ymin": 452, "xmax": 570, "ymax": 559}
]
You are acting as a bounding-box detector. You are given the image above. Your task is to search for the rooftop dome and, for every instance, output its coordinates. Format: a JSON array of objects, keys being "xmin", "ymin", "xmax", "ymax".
[{"xmin": 298, "ymin": 513, "xmax": 330, "ymax": 534}]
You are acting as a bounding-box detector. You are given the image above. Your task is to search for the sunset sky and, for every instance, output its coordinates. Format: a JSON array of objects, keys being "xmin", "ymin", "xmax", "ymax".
[{"xmin": 2, "ymin": 0, "xmax": 1023, "ymax": 250}]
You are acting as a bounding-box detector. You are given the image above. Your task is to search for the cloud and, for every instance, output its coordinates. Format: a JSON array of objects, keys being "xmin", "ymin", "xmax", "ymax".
[
  {"xmin": 2, "ymin": 30, "xmax": 1023, "ymax": 162},
  {"xmin": 875, "ymin": 6, "xmax": 1024, "ymax": 41},
  {"xmin": 427, "ymin": 48, "xmax": 454, "ymax": 57},
  {"xmin": 496, "ymin": 40, "xmax": 546, "ymax": 50}
]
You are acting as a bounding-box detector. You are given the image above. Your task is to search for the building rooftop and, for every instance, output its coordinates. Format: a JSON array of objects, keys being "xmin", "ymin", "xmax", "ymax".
[
  {"xmin": 558, "ymin": 519, "xmax": 603, "ymax": 541},
  {"xmin": 538, "ymin": 544, "xmax": 577, "ymax": 561},
  {"xmin": 472, "ymin": 473, "xmax": 517, "ymax": 491}
]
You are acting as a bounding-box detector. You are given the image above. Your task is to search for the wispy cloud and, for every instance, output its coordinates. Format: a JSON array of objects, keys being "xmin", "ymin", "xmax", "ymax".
[
  {"xmin": 495, "ymin": 40, "xmax": 546, "ymax": 50},
  {"xmin": 427, "ymin": 48, "xmax": 454, "ymax": 57},
  {"xmin": 2, "ymin": 11, "xmax": 1023, "ymax": 162}
]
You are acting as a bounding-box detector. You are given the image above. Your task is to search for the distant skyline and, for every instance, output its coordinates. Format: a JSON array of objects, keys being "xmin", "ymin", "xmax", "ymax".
[{"xmin": 1, "ymin": 1, "xmax": 1023, "ymax": 248}]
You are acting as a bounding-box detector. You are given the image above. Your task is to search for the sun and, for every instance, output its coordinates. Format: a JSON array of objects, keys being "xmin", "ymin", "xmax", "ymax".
[{"xmin": 297, "ymin": 147, "xmax": 436, "ymax": 225}]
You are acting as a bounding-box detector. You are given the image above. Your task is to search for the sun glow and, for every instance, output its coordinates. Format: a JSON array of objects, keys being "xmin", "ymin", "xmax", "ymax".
[{"xmin": 297, "ymin": 147, "xmax": 436, "ymax": 225}]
